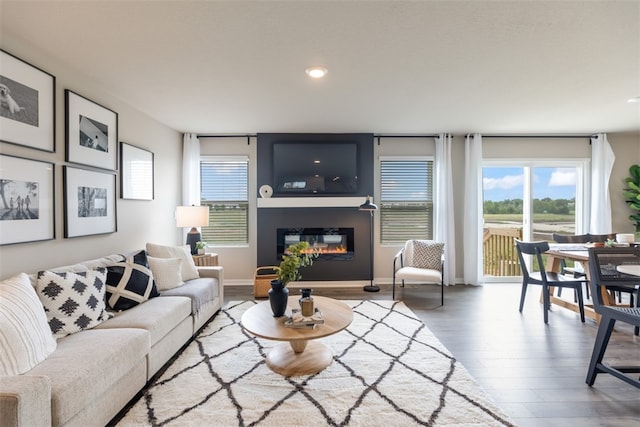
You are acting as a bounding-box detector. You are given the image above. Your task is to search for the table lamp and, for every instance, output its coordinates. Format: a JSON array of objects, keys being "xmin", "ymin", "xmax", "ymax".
[{"xmin": 176, "ymin": 205, "xmax": 210, "ymax": 254}]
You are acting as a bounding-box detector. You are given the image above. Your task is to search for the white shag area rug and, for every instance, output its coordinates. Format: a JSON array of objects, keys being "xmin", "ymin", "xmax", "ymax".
[{"xmin": 116, "ymin": 300, "xmax": 515, "ymax": 426}]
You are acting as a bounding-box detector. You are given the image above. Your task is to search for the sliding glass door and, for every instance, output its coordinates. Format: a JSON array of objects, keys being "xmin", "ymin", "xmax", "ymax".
[{"xmin": 482, "ymin": 161, "xmax": 586, "ymax": 279}]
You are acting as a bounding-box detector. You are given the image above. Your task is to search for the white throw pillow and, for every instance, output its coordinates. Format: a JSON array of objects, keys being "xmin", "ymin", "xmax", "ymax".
[
  {"xmin": 0, "ymin": 273, "xmax": 57, "ymax": 375},
  {"xmin": 145, "ymin": 243, "xmax": 199, "ymax": 281},
  {"xmin": 147, "ymin": 256, "xmax": 184, "ymax": 291},
  {"xmin": 36, "ymin": 268, "xmax": 111, "ymax": 339}
]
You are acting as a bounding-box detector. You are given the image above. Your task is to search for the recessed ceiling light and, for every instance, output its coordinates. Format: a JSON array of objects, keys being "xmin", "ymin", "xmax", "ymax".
[
  {"xmin": 305, "ymin": 66, "xmax": 328, "ymax": 79},
  {"xmin": 628, "ymin": 96, "xmax": 640, "ymax": 103}
]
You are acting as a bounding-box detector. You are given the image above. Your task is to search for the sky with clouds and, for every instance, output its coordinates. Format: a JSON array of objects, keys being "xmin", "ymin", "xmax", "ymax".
[{"xmin": 483, "ymin": 167, "xmax": 577, "ymax": 201}]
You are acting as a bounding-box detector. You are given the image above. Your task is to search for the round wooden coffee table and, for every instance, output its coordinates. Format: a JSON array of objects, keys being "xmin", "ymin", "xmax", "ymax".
[{"xmin": 240, "ymin": 296, "xmax": 353, "ymax": 376}]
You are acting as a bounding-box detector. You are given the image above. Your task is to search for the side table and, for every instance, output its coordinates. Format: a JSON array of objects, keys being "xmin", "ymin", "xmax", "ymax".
[{"xmin": 192, "ymin": 253, "xmax": 218, "ymax": 266}]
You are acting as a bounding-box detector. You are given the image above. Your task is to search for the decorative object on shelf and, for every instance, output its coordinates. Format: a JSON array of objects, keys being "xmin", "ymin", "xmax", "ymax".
[
  {"xmin": 175, "ymin": 205, "xmax": 210, "ymax": 255},
  {"xmin": 120, "ymin": 142, "xmax": 153, "ymax": 200},
  {"xmin": 63, "ymin": 165, "xmax": 117, "ymax": 238},
  {"xmin": 259, "ymin": 184, "xmax": 273, "ymax": 198},
  {"xmin": 268, "ymin": 280, "xmax": 288, "ymax": 317},
  {"xmin": 268, "ymin": 241, "xmax": 318, "ymax": 317},
  {"xmin": 0, "ymin": 154, "xmax": 55, "ymax": 245},
  {"xmin": 299, "ymin": 288, "xmax": 314, "ymax": 317},
  {"xmin": 195, "ymin": 241, "xmax": 206, "ymax": 255},
  {"xmin": 0, "ymin": 49, "xmax": 55, "ymax": 152},
  {"xmin": 359, "ymin": 195, "xmax": 379, "ymax": 292},
  {"xmin": 65, "ymin": 89, "xmax": 118, "ymax": 170},
  {"xmin": 623, "ymin": 164, "xmax": 640, "ymax": 240}
]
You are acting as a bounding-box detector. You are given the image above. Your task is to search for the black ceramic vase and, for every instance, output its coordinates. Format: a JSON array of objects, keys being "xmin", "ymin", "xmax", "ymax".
[{"xmin": 269, "ymin": 280, "xmax": 289, "ymax": 317}]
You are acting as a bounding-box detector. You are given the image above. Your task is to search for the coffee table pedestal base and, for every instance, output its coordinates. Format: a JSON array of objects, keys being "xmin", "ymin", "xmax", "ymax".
[{"xmin": 266, "ymin": 340, "xmax": 333, "ymax": 376}]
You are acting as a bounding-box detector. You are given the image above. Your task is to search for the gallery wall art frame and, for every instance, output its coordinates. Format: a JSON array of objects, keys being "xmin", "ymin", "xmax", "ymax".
[
  {"xmin": 0, "ymin": 154, "xmax": 55, "ymax": 245},
  {"xmin": 120, "ymin": 141, "xmax": 154, "ymax": 200},
  {"xmin": 65, "ymin": 89, "xmax": 118, "ymax": 171},
  {"xmin": 0, "ymin": 49, "xmax": 56, "ymax": 152},
  {"xmin": 63, "ymin": 165, "xmax": 117, "ymax": 238}
]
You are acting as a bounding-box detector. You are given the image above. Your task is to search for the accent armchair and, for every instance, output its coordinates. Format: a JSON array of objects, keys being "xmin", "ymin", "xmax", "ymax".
[{"xmin": 392, "ymin": 240, "xmax": 444, "ymax": 305}]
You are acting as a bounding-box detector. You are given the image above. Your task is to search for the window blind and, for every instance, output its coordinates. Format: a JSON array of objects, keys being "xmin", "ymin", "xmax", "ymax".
[
  {"xmin": 200, "ymin": 157, "xmax": 249, "ymax": 244},
  {"xmin": 380, "ymin": 160, "xmax": 433, "ymax": 243}
]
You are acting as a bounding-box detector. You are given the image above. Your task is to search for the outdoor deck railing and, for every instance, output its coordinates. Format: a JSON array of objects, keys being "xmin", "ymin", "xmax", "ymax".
[{"xmin": 483, "ymin": 227, "xmax": 522, "ymax": 276}]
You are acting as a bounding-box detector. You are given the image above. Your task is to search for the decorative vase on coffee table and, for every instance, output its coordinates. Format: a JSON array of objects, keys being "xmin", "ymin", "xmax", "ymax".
[
  {"xmin": 269, "ymin": 280, "xmax": 289, "ymax": 317},
  {"xmin": 299, "ymin": 288, "xmax": 314, "ymax": 316}
]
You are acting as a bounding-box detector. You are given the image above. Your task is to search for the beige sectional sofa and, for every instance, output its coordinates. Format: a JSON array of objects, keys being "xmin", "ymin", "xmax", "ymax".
[{"xmin": 0, "ymin": 250, "xmax": 224, "ymax": 427}]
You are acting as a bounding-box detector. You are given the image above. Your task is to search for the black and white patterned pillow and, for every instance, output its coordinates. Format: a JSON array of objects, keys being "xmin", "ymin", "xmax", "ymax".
[
  {"xmin": 106, "ymin": 250, "xmax": 159, "ymax": 311},
  {"xmin": 36, "ymin": 268, "xmax": 111, "ymax": 339},
  {"xmin": 412, "ymin": 240, "xmax": 444, "ymax": 271}
]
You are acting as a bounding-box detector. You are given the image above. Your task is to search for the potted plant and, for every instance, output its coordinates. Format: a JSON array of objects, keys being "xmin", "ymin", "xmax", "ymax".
[
  {"xmin": 269, "ymin": 241, "xmax": 318, "ymax": 317},
  {"xmin": 623, "ymin": 164, "xmax": 640, "ymax": 239},
  {"xmin": 195, "ymin": 241, "xmax": 206, "ymax": 255}
]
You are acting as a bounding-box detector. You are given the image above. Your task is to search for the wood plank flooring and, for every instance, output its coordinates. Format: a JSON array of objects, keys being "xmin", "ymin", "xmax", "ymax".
[{"xmin": 225, "ymin": 282, "xmax": 640, "ymax": 426}]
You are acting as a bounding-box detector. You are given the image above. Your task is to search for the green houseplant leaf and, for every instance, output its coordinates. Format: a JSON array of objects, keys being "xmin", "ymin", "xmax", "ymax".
[
  {"xmin": 623, "ymin": 164, "xmax": 640, "ymax": 230},
  {"xmin": 275, "ymin": 241, "xmax": 319, "ymax": 286}
]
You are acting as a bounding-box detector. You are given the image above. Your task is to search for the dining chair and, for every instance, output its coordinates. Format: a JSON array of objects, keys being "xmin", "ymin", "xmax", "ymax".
[
  {"xmin": 392, "ymin": 240, "xmax": 444, "ymax": 305},
  {"xmin": 586, "ymin": 246, "xmax": 640, "ymax": 389},
  {"xmin": 515, "ymin": 239, "xmax": 586, "ymax": 323}
]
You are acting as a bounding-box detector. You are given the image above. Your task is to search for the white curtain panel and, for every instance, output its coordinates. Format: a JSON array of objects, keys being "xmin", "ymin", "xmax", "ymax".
[
  {"xmin": 182, "ymin": 133, "xmax": 201, "ymax": 206},
  {"xmin": 434, "ymin": 133, "xmax": 456, "ymax": 285},
  {"xmin": 463, "ymin": 134, "xmax": 484, "ymax": 285},
  {"xmin": 589, "ymin": 133, "xmax": 615, "ymax": 234}
]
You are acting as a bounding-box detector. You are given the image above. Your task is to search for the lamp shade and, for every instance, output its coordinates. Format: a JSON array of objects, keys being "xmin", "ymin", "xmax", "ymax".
[
  {"xmin": 175, "ymin": 206, "xmax": 209, "ymax": 228},
  {"xmin": 359, "ymin": 196, "xmax": 378, "ymax": 211}
]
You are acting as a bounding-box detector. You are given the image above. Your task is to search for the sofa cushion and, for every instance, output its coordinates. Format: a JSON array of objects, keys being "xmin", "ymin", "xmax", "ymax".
[
  {"xmin": 161, "ymin": 277, "xmax": 219, "ymax": 315},
  {"xmin": 95, "ymin": 296, "xmax": 191, "ymax": 346},
  {"xmin": 146, "ymin": 243, "xmax": 199, "ymax": 281},
  {"xmin": 24, "ymin": 328, "xmax": 148, "ymax": 427},
  {"xmin": 0, "ymin": 273, "xmax": 57, "ymax": 375},
  {"xmin": 106, "ymin": 250, "xmax": 159, "ymax": 310},
  {"xmin": 36, "ymin": 269, "xmax": 111, "ymax": 339},
  {"xmin": 147, "ymin": 256, "xmax": 183, "ymax": 290}
]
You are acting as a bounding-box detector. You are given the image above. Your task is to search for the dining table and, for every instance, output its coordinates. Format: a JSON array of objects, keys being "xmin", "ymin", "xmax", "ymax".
[{"xmin": 544, "ymin": 244, "xmax": 620, "ymax": 321}]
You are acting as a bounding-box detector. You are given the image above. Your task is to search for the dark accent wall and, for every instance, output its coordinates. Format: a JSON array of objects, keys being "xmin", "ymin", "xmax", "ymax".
[{"xmin": 256, "ymin": 133, "xmax": 375, "ymax": 281}]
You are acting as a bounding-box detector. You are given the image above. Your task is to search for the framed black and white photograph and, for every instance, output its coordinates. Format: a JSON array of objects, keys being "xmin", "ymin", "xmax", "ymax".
[
  {"xmin": 0, "ymin": 154, "xmax": 55, "ymax": 245},
  {"xmin": 65, "ymin": 90, "xmax": 118, "ymax": 170},
  {"xmin": 64, "ymin": 165, "xmax": 117, "ymax": 238},
  {"xmin": 120, "ymin": 142, "xmax": 154, "ymax": 200},
  {"xmin": 0, "ymin": 49, "xmax": 56, "ymax": 152}
]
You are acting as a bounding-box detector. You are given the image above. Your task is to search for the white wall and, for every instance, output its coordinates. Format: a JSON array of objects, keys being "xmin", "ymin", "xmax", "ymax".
[{"xmin": 0, "ymin": 39, "xmax": 182, "ymax": 279}]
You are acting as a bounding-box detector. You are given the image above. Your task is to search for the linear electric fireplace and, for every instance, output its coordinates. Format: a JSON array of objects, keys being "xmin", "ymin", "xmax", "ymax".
[{"xmin": 277, "ymin": 228, "xmax": 354, "ymax": 261}]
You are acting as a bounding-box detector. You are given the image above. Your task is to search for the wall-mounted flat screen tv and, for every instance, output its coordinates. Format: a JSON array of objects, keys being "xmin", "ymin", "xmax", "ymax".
[{"xmin": 273, "ymin": 143, "xmax": 358, "ymax": 195}]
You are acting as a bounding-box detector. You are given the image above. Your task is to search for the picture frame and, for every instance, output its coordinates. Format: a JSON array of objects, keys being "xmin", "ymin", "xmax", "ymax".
[
  {"xmin": 0, "ymin": 49, "xmax": 56, "ymax": 152},
  {"xmin": 120, "ymin": 142, "xmax": 154, "ymax": 200},
  {"xmin": 65, "ymin": 89, "xmax": 118, "ymax": 170},
  {"xmin": 64, "ymin": 165, "xmax": 117, "ymax": 238},
  {"xmin": 0, "ymin": 154, "xmax": 55, "ymax": 245}
]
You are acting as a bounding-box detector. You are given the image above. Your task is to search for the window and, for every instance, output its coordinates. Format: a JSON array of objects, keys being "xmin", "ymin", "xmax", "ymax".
[
  {"xmin": 379, "ymin": 158, "xmax": 433, "ymax": 244},
  {"xmin": 200, "ymin": 156, "xmax": 249, "ymax": 245}
]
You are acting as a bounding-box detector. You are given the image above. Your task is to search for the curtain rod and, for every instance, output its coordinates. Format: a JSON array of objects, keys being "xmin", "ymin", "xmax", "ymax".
[{"xmin": 469, "ymin": 134, "xmax": 595, "ymax": 139}]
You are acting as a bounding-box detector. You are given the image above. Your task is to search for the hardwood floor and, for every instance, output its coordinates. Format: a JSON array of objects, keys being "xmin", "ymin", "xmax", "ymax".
[{"xmin": 225, "ymin": 282, "xmax": 640, "ymax": 426}]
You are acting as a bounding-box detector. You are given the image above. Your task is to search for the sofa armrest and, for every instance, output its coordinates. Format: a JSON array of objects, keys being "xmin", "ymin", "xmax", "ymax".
[
  {"xmin": 197, "ymin": 265, "xmax": 223, "ymax": 281},
  {"xmin": 197, "ymin": 266, "xmax": 224, "ymax": 302},
  {"xmin": 0, "ymin": 375, "xmax": 51, "ymax": 427}
]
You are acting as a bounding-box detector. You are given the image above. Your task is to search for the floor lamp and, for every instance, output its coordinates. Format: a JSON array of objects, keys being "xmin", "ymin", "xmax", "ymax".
[{"xmin": 360, "ymin": 196, "xmax": 379, "ymax": 292}]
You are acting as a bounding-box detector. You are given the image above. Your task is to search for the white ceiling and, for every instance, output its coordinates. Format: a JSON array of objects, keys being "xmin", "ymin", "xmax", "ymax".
[{"xmin": 1, "ymin": 0, "xmax": 639, "ymax": 135}]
